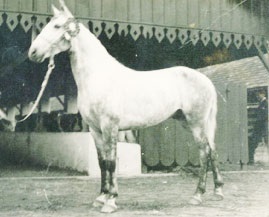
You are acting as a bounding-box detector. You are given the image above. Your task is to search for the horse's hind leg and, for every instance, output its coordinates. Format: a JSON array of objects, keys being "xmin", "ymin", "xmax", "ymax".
[
  {"xmin": 188, "ymin": 126, "xmax": 211, "ymax": 205},
  {"xmin": 209, "ymin": 147, "xmax": 224, "ymax": 200},
  {"xmin": 188, "ymin": 124, "xmax": 224, "ymax": 205},
  {"xmin": 204, "ymin": 119, "xmax": 224, "ymax": 200}
]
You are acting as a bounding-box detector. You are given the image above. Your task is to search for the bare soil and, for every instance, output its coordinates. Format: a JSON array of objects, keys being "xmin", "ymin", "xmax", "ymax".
[{"xmin": 0, "ymin": 164, "xmax": 269, "ymax": 217}]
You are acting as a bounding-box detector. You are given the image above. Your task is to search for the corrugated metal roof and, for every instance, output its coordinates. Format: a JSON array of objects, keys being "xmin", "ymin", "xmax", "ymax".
[{"xmin": 199, "ymin": 56, "xmax": 269, "ymax": 88}]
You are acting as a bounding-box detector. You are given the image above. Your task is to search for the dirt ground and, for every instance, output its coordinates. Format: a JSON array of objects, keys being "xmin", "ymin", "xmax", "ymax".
[{"xmin": 0, "ymin": 164, "xmax": 269, "ymax": 217}]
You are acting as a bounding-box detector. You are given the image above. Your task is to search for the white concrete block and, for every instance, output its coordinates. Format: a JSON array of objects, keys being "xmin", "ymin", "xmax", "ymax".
[
  {"xmin": 117, "ymin": 142, "xmax": 141, "ymax": 176},
  {"xmin": 0, "ymin": 132, "xmax": 141, "ymax": 177}
]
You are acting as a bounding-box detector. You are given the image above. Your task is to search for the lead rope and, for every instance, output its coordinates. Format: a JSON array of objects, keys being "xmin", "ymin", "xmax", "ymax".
[{"xmin": 17, "ymin": 56, "xmax": 55, "ymax": 123}]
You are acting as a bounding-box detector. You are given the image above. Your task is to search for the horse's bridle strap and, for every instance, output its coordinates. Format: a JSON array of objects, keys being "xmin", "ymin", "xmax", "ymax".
[
  {"xmin": 63, "ymin": 18, "xmax": 80, "ymax": 39},
  {"xmin": 37, "ymin": 17, "xmax": 80, "ymax": 53}
]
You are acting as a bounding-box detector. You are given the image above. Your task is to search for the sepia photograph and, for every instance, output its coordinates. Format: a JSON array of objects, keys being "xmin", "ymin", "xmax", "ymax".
[{"xmin": 0, "ymin": 0, "xmax": 269, "ymax": 216}]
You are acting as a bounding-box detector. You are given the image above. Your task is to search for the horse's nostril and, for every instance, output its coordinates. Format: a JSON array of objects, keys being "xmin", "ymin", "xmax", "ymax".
[
  {"xmin": 29, "ymin": 48, "xmax": 38, "ymax": 60},
  {"xmin": 31, "ymin": 49, "xmax": 37, "ymax": 56}
]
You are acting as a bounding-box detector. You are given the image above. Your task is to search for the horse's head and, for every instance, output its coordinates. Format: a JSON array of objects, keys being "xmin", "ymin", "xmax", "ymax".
[{"xmin": 28, "ymin": 0, "xmax": 79, "ymax": 63}]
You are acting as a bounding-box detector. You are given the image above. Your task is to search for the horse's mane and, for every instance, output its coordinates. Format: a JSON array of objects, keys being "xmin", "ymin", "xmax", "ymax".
[{"xmin": 73, "ymin": 22, "xmax": 128, "ymax": 71}]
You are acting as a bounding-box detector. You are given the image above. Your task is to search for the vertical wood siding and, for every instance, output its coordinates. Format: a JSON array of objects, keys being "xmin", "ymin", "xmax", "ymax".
[
  {"xmin": 139, "ymin": 80, "xmax": 248, "ymax": 167},
  {"xmin": 0, "ymin": 0, "xmax": 266, "ymax": 37}
]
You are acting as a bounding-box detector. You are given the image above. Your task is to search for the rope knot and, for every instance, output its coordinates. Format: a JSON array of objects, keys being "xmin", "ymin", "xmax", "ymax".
[{"xmin": 48, "ymin": 58, "xmax": 55, "ymax": 69}]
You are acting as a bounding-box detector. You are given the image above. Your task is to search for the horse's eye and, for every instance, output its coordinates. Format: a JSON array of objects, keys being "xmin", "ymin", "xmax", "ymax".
[{"xmin": 54, "ymin": 24, "xmax": 61, "ymax": 29}]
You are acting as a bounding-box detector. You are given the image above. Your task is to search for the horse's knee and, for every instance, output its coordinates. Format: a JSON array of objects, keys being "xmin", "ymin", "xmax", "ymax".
[{"xmin": 103, "ymin": 159, "xmax": 116, "ymax": 173}]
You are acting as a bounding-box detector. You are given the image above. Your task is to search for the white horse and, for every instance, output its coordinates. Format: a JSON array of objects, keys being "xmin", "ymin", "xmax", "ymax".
[{"xmin": 28, "ymin": 0, "xmax": 223, "ymax": 213}]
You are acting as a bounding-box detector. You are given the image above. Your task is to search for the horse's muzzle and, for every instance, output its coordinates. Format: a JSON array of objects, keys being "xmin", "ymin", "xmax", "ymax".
[{"xmin": 28, "ymin": 46, "xmax": 45, "ymax": 63}]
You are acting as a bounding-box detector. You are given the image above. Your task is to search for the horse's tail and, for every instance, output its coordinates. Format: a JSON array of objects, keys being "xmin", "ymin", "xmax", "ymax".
[{"xmin": 204, "ymin": 86, "xmax": 218, "ymax": 149}]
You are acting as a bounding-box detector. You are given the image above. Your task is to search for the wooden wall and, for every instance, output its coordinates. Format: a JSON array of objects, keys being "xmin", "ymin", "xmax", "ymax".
[
  {"xmin": 0, "ymin": 0, "xmax": 267, "ymax": 37},
  {"xmin": 139, "ymin": 80, "xmax": 248, "ymax": 167}
]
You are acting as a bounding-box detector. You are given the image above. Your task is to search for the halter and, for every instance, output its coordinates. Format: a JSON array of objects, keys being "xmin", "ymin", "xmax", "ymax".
[
  {"xmin": 49, "ymin": 17, "xmax": 80, "ymax": 52},
  {"xmin": 36, "ymin": 17, "xmax": 80, "ymax": 54},
  {"xmin": 63, "ymin": 18, "xmax": 80, "ymax": 40}
]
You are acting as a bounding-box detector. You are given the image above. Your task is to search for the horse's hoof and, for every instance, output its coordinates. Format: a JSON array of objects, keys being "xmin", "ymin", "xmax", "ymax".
[
  {"xmin": 101, "ymin": 198, "xmax": 117, "ymax": 213},
  {"xmin": 213, "ymin": 188, "xmax": 224, "ymax": 201},
  {"xmin": 188, "ymin": 195, "xmax": 202, "ymax": 205},
  {"xmin": 93, "ymin": 200, "xmax": 104, "ymax": 208},
  {"xmin": 93, "ymin": 194, "xmax": 107, "ymax": 208}
]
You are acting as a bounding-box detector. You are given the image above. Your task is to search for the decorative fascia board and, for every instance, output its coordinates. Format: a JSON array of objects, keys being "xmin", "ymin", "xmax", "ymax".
[{"xmin": 0, "ymin": 12, "xmax": 267, "ymax": 50}]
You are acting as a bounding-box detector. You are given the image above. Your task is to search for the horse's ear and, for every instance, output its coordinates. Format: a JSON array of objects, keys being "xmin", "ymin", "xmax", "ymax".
[
  {"xmin": 59, "ymin": 0, "xmax": 73, "ymax": 17},
  {"xmin": 51, "ymin": 4, "xmax": 60, "ymax": 16}
]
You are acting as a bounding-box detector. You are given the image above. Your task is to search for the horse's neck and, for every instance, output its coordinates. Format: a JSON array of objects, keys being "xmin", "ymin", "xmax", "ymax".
[{"xmin": 69, "ymin": 24, "xmax": 121, "ymax": 84}]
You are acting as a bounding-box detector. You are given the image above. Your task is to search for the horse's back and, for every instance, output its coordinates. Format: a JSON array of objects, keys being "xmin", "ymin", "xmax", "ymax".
[
  {"xmin": 111, "ymin": 65, "xmax": 216, "ymax": 130},
  {"xmin": 131, "ymin": 66, "xmax": 215, "ymax": 93}
]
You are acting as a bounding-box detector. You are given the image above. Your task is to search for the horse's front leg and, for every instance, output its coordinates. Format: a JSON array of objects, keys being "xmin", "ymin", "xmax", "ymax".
[
  {"xmin": 91, "ymin": 121, "xmax": 119, "ymax": 213},
  {"xmin": 101, "ymin": 122, "xmax": 119, "ymax": 213},
  {"xmin": 91, "ymin": 129, "xmax": 110, "ymax": 208}
]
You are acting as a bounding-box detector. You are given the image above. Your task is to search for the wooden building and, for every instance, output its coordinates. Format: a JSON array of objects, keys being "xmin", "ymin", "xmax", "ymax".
[
  {"xmin": 140, "ymin": 55, "xmax": 269, "ymax": 168},
  {"xmin": 0, "ymin": 0, "xmax": 268, "ymax": 168},
  {"xmin": 0, "ymin": 0, "xmax": 268, "ymax": 110}
]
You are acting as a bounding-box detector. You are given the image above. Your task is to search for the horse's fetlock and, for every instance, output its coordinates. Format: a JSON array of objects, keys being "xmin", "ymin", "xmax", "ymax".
[
  {"xmin": 197, "ymin": 183, "xmax": 206, "ymax": 194},
  {"xmin": 109, "ymin": 192, "xmax": 118, "ymax": 198},
  {"xmin": 101, "ymin": 189, "xmax": 109, "ymax": 194},
  {"xmin": 215, "ymin": 179, "xmax": 224, "ymax": 188}
]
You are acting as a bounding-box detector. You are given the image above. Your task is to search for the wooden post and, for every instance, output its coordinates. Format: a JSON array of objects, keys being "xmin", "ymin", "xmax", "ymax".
[
  {"xmin": 66, "ymin": 95, "xmax": 78, "ymax": 114},
  {"xmin": 40, "ymin": 97, "xmax": 51, "ymax": 113},
  {"xmin": 265, "ymin": 86, "xmax": 269, "ymax": 161}
]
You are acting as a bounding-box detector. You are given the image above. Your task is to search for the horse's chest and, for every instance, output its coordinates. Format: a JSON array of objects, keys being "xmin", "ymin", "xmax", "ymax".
[{"xmin": 77, "ymin": 90, "xmax": 111, "ymax": 126}]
